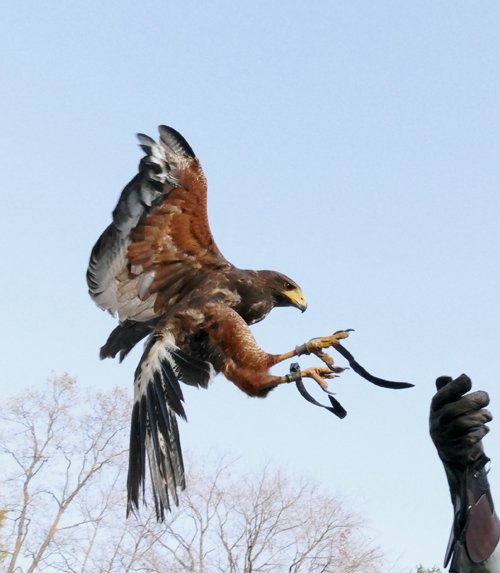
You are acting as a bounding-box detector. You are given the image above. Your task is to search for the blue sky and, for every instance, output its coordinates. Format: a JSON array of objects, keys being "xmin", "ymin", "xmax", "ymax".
[{"xmin": 2, "ymin": 2, "xmax": 500, "ymax": 570}]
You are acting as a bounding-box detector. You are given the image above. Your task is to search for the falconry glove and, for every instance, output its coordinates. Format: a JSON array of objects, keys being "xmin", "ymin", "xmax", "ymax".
[{"xmin": 430, "ymin": 374, "xmax": 500, "ymax": 572}]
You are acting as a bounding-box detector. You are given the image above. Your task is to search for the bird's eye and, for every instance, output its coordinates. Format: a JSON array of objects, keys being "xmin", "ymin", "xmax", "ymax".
[{"xmin": 284, "ymin": 282, "xmax": 294, "ymax": 290}]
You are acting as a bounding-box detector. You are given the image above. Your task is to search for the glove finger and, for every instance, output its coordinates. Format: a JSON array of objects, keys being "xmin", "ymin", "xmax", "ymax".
[
  {"xmin": 462, "ymin": 425, "xmax": 490, "ymax": 451},
  {"xmin": 431, "ymin": 408, "xmax": 491, "ymax": 444},
  {"xmin": 431, "ymin": 374, "xmax": 472, "ymax": 411},
  {"xmin": 442, "ymin": 410, "xmax": 493, "ymax": 437},
  {"xmin": 435, "ymin": 376, "xmax": 453, "ymax": 391},
  {"xmin": 438, "ymin": 391, "xmax": 491, "ymax": 424},
  {"xmin": 437, "ymin": 426, "xmax": 489, "ymax": 464}
]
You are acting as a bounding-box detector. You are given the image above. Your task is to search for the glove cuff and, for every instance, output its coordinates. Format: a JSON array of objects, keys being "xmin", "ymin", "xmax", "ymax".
[{"xmin": 445, "ymin": 456, "xmax": 500, "ymax": 571}]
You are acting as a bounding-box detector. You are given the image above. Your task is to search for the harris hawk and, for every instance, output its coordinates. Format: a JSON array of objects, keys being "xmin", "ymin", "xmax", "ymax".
[{"xmin": 87, "ymin": 125, "xmax": 412, "ymax": 520}]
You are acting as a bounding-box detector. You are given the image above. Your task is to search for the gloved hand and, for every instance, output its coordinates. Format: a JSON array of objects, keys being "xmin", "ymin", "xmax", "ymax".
[
  {"xmin": 429, "ymin": 374, "xmax": 499, "ymax": 572},
  {"xmin": 430, "ymin": 374, "xmax": 491, "ymax": 467}
]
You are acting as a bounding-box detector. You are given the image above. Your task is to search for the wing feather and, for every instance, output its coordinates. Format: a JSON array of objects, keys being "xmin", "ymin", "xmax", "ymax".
[
  {"xmin": 87, "ymin": 125, "xmax": 230, "ymax": 323},
  {"xmin": 99, "ymin": 318, "xmax": 158, "ymax": 361}
]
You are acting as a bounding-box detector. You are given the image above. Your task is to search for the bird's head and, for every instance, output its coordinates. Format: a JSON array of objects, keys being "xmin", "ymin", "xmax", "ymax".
[{"xmin": 259, "ymin": 270, "xmax": 308, "ymax": 313}]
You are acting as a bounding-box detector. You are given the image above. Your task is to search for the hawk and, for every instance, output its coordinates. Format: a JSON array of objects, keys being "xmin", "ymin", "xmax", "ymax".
[{"xmin": 87, "ymin": 125, "xmax": 411, "ymax": 520}]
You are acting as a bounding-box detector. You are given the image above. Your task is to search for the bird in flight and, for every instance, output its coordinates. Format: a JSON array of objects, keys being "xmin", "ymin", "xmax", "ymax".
[{"xmin": 87, "ymin": 125, "xmax": 412, "ymax": 520}]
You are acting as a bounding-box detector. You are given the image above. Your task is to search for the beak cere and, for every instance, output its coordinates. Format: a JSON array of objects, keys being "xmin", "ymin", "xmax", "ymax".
[{"xmin": 285, "ymin": 289, "xmax": 308, "ymax": 313}]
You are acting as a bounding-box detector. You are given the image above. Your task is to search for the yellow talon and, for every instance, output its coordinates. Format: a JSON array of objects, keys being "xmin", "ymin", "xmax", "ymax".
[
  {"xmin": 302, "ymin": 366, "xmax": 335, "ymax": 390},
  {"xmin": 307, "ymin": 330, "xmax": 351, "ymax": 351}
]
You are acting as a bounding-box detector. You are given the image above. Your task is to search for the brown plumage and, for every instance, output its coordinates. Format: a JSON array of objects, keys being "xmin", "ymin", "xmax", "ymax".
[
  {"xmin": 87, "ymin": 126, "xmax": 312, "ymax": 520},
  {"xmin": 88, "ymin": 125, "xmax": 414, "ymax": 520}
]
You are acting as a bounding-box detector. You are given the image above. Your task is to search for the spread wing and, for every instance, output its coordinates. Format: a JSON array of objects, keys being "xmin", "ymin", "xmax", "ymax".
[{"xmin": 86, "ymin": 125, "xmax": 231, "ymax": 322}]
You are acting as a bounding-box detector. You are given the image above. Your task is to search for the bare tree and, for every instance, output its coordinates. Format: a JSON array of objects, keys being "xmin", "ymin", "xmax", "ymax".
[
  {"xmin": 0, "ymin": 375, "xmax": 129, "ymax": 573},
  {"xmin": 0, "ymin": 508, "xmax": 6, "ymax": 566},
  {"xmin": 0, "ymin": 375, "xmax": 383, "ymax": 573},
  {"xmin": 153, "ymin": 462, "xmax": 383, "ymax": 573}
]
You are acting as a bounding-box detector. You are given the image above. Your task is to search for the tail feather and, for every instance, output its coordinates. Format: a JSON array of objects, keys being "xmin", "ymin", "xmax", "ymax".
[
  {"xmin": 127, "ymin": 401, "xmax": 142, "ymax": 511},
  {"xmin": 127, "ymin": 332, "xmax": 213, "ymax": 520}
]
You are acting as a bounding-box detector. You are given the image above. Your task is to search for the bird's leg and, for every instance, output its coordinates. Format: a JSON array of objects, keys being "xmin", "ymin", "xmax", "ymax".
[
  {"xmin": 205, "ymin": 309, "xmax": 351, "ymax": 396},
  {"xmin": 295, "ymin": 329, "xmax": 352, "ymax": 370},
  {"xmin": 271, "ymin": 329, "xmax": 352, "ymax": 372}
]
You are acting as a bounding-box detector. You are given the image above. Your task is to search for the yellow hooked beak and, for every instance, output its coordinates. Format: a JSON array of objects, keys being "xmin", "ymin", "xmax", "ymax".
[{"xmin": 283, "ymin": 288, "xmax": 308, "ymax": 313}]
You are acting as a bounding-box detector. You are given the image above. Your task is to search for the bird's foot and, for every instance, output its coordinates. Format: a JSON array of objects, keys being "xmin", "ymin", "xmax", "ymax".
[
  {"xmin": 307, "ymin": 329, "xmax": 353, "ymax": 350},
  {"xmin": 295, "ymin": 329, "xmax": 353, "ymax": 370},
  {"xmin": 300, "ymin": 366, "xmax": 338, "ymax": 390}
]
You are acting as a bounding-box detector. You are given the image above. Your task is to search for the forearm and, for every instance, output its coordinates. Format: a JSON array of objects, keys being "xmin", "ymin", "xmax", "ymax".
[
  {"xmin": 450, "ymin": 541, "xmax": 500, "ymax": 573},
  {"xmin": 447, "ymin": 462, "xmax": 500, "ymax": 572},
  {"xmin": 485, "ymin": 544, "xmax": 500, "ymax": 573},
  {"xmin": 429, "ymin": 375, "xmax": 498, "ymax": 573}
]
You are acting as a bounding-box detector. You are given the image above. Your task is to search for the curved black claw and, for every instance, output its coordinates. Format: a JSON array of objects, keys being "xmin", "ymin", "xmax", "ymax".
[
  {"xmin": 328, "ymin": 365, "xmax": 347, "ymax": 374},
  {"xmin": 290, "ymin": 363, "xmax": 347, "ymax": 419},
  {"xmin": 332, "ymin": 344, "xmax": 414, "ymax": 389},
  {"xmin": 333, "ymin": 328, "xmax": 355, "ymax": 335}
]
